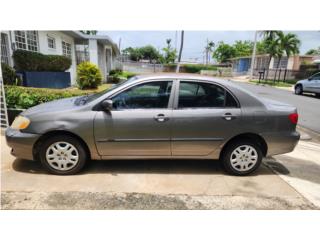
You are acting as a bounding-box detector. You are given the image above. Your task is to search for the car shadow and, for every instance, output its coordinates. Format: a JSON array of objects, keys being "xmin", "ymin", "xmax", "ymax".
[
  {"xmin": 12, "ymin": 158, "xmax": 270, "ymax": 176},
  {"xmin": 300, "ymin": 93, "xmax": 320, "ymax": 99},
  {"xmin": 265, "ymin": 155, "xmax": 320, "ymax": 185}
]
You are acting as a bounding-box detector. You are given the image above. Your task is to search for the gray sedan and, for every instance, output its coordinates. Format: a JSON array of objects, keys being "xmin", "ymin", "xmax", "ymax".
[{"xmin": 6, "ymin": 74, "xmax": 300, "ymax": 175}]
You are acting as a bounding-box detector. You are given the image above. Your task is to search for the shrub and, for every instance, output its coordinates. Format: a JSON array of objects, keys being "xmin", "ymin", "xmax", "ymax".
[
  {"xmin": 1, "ymin": 63, "xmax": 17, "ymax": 85},
  {"xmin": 4, "ymin": 85, "xmax": 110, "ymax": 109},
  {"xmin": 13, "ymin": 50, "xmax": 71, "ymax": 72},
  {"xmin": 108, "ymin": 70, "xmax": 136, "ymax": 83},
  {"xmin": 76, "ymin": 62, "xmax": 102, "ymax": 89}
]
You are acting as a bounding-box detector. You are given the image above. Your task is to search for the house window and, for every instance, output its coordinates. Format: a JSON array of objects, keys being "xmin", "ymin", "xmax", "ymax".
[
  {"xmin": 1, "ymin": 33, "xmax": 10, "ymax": 65},
  {"xmin": 273, "ymin": 57, "xmax": 288, "ymax": 69},
  {"xmin": 47, "ymin": 36, "xmax": 56, "ymax": 49},
  {"xmin": 14, "ymin": 31, "xmax": 39, "ymax": 52},
  {"xmin": 62, "ymin": 41, "xmax": 72, "ymax": 58}
]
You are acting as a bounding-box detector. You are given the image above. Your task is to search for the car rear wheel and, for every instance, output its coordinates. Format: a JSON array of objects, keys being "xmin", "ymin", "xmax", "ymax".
[
  {"xmin": 221, "ymin": 140, "xmax": 262, "ymax": 176},
  {"xmin": 39, "ymin": 135, "xmax": 87, "ymax": 175},
  {"xmin": 295, "ymin": 85, "xmax": 303, "ymax": 95}
]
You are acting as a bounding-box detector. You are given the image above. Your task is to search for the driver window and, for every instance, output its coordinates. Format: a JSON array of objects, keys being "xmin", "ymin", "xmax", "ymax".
[
  {"xmin": 112, "ymin": 81, "xmax": 173, "ymax": 110},
  {"xmin": 311, "ymin": 73, "xmax": 320, "ymax": 80}
]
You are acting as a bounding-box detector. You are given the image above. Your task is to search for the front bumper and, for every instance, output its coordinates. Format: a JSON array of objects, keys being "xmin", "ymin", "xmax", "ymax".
[
  {"xmin": 262, "ymin": 131, "xmax": 300, "ymax": 156},
  {"xmin": 5, "ymin": 127, "xmax": 40, "ymax": 160}
]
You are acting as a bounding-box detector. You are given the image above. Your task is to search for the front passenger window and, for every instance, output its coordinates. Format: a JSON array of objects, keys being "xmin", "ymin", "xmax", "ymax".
[{"xmin": 112, "ymin": 81, "xmax": 172, "ymax": 110}]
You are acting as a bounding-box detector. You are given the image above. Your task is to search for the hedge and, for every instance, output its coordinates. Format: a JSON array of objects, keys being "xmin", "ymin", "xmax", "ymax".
[
  {"xmin": 4, "ymin": 85, "xmax": 110, "ymax": 109},
  {"xmin": 13, "ymin": 50, "xmax": 72, "ymax": 72},
  {"xmin": 109, "ymin": 70, "xmax": 136, "ymax": 83}
]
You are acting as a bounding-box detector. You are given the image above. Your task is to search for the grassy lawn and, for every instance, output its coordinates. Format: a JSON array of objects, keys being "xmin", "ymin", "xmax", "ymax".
[{"xmin": 249, "ymin": 79, "xmax": 296, "ymax": 87}]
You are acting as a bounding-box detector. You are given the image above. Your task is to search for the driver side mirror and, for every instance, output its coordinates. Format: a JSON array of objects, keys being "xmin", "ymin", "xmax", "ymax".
[
  {"xmin": 101, "ymin": 99, "xmax": 113, "ymax": 111},
  {"xmin": 308, "ymin": 77, "xmax": 312, "ymax": 81}
]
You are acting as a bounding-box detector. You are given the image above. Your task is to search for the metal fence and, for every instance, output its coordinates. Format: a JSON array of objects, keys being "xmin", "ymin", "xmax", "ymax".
[{"xmin": 253, "ymin": 68, "xmax": 311, "ymax": 83}]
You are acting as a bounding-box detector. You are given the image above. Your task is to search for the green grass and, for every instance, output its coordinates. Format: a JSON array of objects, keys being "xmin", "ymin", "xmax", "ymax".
[{"xmin": 249, "ymin": 80, "xmax": 295, "ymax": 87}]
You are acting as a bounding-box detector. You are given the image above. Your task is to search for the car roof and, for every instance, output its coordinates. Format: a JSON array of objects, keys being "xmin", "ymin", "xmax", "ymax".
[{"xmin": 132, "ymin": 73, "xmax": 236, "ymax": 86}]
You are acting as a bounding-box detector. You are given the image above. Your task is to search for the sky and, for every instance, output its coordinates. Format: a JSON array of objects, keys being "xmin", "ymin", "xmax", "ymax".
[{"xmin": 101, "ymin": 31, "xmax": 320, "ymax": 63}]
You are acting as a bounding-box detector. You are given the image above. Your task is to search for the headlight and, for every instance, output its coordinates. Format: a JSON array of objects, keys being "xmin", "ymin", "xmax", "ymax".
[{"xmin": 11, "ymin": 116, "xmax": 30, "ymax": 130}]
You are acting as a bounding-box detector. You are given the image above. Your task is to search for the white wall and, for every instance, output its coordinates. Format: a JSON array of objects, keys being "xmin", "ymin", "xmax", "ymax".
[{"xmin": 37, "ymin": 31, "xmax": 77, "ymax": 84}]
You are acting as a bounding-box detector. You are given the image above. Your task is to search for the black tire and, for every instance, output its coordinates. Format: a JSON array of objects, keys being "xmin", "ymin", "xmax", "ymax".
[
  {"xmin": 39, "ymin": 135, "xmax": 88, "ymax": 175},
  {"xmin": 221, "ymin": 140, "xmax": 263, "ymax": 176},
  {"xmin": 295, "ymin": 84, "xmax": 303, "ymax": 95}
]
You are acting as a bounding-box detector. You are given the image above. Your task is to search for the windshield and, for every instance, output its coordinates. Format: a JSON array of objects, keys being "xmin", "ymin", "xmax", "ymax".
[{"xmin": 75, "ymin": 76, "xmax": 139, "ymax": 105}]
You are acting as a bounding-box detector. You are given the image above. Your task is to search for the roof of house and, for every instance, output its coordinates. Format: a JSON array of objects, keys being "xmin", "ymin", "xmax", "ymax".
[
  {"xmin": 229, "ymin": 54, "xmax": 315, "ymax": 61},
  {"xmin": 62, "ymin": 31, "xmax": 120, "ymax": 55}
]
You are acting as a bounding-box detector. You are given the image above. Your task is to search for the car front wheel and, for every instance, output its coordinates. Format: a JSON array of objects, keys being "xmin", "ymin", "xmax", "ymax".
[
  {"xmin": 221, "ymin": 140, "xmax": 262, "ymax": 176},
  {"xmin": 39, "ymin": 135, "xmax": 87, "ymax": 175},
  {"xmin": 295, "ymin": 85, "xmax": 303, "ymax": 95}
]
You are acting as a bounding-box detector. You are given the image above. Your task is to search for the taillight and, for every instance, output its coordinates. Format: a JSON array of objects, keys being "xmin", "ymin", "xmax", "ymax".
[{"xmin": 289, "ymin": 113, "xmax": 298, "ymax": 124}]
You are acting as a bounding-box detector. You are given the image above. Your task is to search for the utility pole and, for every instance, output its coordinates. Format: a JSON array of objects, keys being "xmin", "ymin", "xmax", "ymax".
[
  {"xmin": 118, "ymin": 38, "xmax": 121, "ymax": 52},
  {"xmin": 176, "ymin": 30, "xmax": 184, "ymax": 73},
  {"xmin": 205, "ymin": 38, "xmax": 208, "ymax": 65},
  {"xmin": 250, "ymin": 31, "xmax": 258, "ymax": 80}
]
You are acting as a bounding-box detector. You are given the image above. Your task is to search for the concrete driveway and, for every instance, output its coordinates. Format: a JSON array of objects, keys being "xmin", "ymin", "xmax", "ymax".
[{"xmin": 1, "ymin": 132, "xmax": 317, "ymax": 210}]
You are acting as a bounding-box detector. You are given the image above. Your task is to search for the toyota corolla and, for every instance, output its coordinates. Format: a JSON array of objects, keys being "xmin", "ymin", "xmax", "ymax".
[{"xmin": 6, "ymin": 74, "xmax": 300, "ymax": 175}]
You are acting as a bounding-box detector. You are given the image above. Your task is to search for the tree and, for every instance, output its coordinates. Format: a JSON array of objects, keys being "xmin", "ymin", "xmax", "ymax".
[
  {"xmin": 212, "ymin": 42, "xmax": 236, "ymax": 63},
  {"xmin": 122, "ymin": 46, "xmax": 160, "ymax": 62},
  {"xmin": 139, "ymin": 45, "xmax": 161, "ymax": 63},
  {"xmin": 274, "ymin": 32, "xmax": 300, "ymax": 81},
  {"xmin": 160, "ymin": 39, "xmax": 177, "ymax": 64},
  {"xmin": 260, "ymin": 31, "xmax": 282, "ymax": 78},
  {"xmin": 205, "ymin": 40, "xmax": 215, "ymax": 64},
  {"xmin": 233, "ymin": 40, "xmax": 253, "ymax": 57},
  {"xmin": 80, "ymin": 30, "xmax": 98, "ymax": 35},
  {"xmin": 122, "ymin": 47, "xmax": 143, "ymax": 61},
  {"xmin": 306, "ymin": 47, "xmax": 320, "ymax": 55}
]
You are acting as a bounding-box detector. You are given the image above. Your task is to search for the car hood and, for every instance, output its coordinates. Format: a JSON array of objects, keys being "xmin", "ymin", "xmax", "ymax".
[
  {"xmin": 21, "ymin": 96, "xmax": 80, "ymax": 117},
  {"xmin": 296, "ymin": 79, "xmax": 308, "ymax": 84}
]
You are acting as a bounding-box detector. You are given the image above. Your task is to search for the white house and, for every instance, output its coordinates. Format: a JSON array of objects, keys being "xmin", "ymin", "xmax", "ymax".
[{"xmin": 0, "ymin": 31, "xmax": 121, "ymax": 84}]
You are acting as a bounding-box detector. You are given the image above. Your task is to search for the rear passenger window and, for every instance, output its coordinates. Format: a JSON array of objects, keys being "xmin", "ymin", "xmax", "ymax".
[
  {"xmin": 225, "ymin": 91, "xmax": 238, "ymax": 108},
  {"xmin": 178, "ymin": 81, "xmax": 238, "ymax": 108}
]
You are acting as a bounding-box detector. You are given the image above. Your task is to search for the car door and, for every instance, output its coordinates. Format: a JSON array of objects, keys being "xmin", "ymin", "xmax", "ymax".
[
  {"xmin": 94, "ymin": 80, "xmax": 174, "ymax": 156},
  {"xmin": 311, "ymin": 73, "xmax": 320, "ymax": 93},
  {"xmin": 305, "ymin": 73, "xmax": 320, "ymax": 93},
  {"xmin": 171, "ymin": 80, "xmax": 242, "ymax": 156}
]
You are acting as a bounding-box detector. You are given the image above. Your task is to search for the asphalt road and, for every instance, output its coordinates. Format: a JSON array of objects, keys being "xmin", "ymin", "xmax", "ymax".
[{"xmin": 232, "ymin": 82, "xmax": 320, "ymax": 133}]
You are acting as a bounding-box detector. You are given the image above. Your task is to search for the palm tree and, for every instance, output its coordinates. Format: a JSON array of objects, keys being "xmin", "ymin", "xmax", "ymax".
[
  {"xmin": 260, "ymin": 31, "xmax": 282, "ymax": 79},
  {"xmin": 205, "ymin": 40, "xmax": 215, "ymax": 64},
  {"xmin": 274, "ymin": 32, "xmax": 300, "ymax": 82}
]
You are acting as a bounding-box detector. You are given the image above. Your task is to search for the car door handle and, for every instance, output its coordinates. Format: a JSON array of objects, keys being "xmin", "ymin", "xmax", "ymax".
[
  {"xmin": 154, "ymin": 114, "xmax": 169, "ymax": 122},
  {"xmin": 222, "ymin": 113, "xmax": 235, "ymax": 121}
]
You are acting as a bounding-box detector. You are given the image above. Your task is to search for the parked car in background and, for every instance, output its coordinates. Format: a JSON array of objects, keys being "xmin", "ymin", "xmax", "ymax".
[
  {"xmin": 294, "ymin": 72, "xmax": 320, "ymax": 97},
  {"xmin": 6, "ymin": 74, "xmax": 300, "ymax": 176}
]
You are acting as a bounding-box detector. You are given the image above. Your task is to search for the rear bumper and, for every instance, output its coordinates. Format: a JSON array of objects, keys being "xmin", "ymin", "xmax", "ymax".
[
  {"xmin": 262, "ymin": 131, "xmax": 300, "ymax": 156},
  {"xmin": 5, "ymin": 127, "xmax": 40, "ymax": 160}
]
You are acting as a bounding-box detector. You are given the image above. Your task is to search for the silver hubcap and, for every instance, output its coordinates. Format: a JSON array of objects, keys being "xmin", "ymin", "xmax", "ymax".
[
  {"xmin": 230, "ymin": 145, "xmax": 258, "ymax": 172},
  {"xmin": 46, "ymin": 142, "xmax": 79, "ymax": 171}
]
